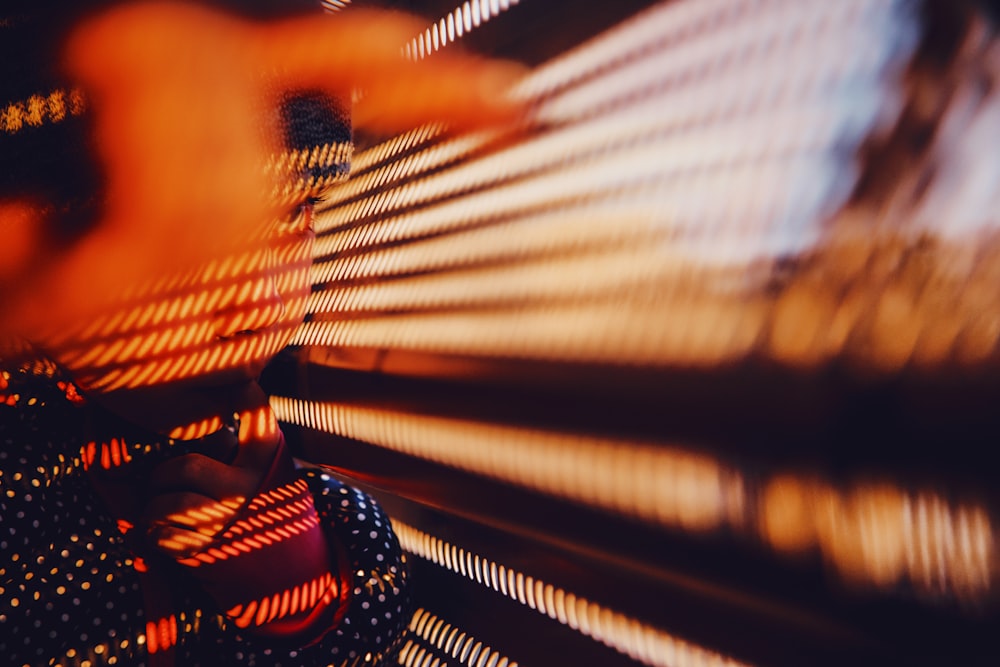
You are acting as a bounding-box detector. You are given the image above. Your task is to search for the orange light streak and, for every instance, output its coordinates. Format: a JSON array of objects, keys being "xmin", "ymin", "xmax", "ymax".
[
  {"xmin": 167, "ymin": 416, "xmax": 224, "ymax": 441},
  {"xmin": 171, "ymin": 481, "xmax": 317, "ymax": 567},
  {"xmin": 256, "ymin": 597, "xmax": 271, "ymax": 626},
  {"xmin": 144, "ymin": 615, "xmax": 178, "ymax": 655},
  {"xmin": 275, "ymin": 396, "xmax": 996, "ymax": 602},
  {"xmin": 233, "ymin": 600, "xmax": 258, "ymax": 628},
  {"xmin": 81, "ymin": 441, "xmax": 97, "ymax": 470},
  {"xmin": 33, "ymin": 218, "xmax": 310, "ymax": 393},
  {"xmin": 227, "ymin": 572, "xmax": 338, "ymax": 629},
  {"xmin": 266, "ymin": 592, "xmax": 282, "ymax": 624},
  {"xmin": 278, "ymin": 588, "xmax": 291, "ymax": 620}
]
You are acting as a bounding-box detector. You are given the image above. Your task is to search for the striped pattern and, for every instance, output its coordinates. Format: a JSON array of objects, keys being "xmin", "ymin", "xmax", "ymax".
[
  {"xmin": 144, "ymin": 614, "xmax": 179, "ymax": 655},
  {"xmin": 265, "ymin": 141, "xmax": 354, "ymax": 180},
  {"xmin": 403, "ymin": 0, "xmax": 522, "ymax": 61},
  {"xmin": 397, "ymin": 608, "xmax": 519, "ymax": 667},
  {"xmin": 273, "ymin": 396, "xmax": 996, "ymax": 602},
  {"xmin": 321, "ymin": 0, "xmax": 353, "ymax": 12},
  {"xmin": 174, "ymin": 479, "xmax": 320, "ymax": 566},
  {"xmin": 79, "ymin": 436, "xmax": 134, "ymax": 471},
  {"xmin": 301, "ymin": 0, "xmax": 987, "ymax": 374},
  {"xmin": 271, "ymin": 396, "xmax": 737, "ymax": 533},
  {"xmin": 225, "ymin": 571, "xmax": 339, "ymax": 629},
  {"xmin": 0, "ymin": 88, "xmax": 85, "ymax": 134},
  {"xmin": 267, "ymin": 140, "xmax": 354, "ymax": 206},
  {"xmin": 393, "ymin": 521, "xmax": 750, "ymax": 667}
]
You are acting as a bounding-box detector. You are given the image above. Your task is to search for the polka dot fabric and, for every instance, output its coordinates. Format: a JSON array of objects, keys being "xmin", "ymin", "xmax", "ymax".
[
  {"xmin": 1, "ymin": 365, "xmax": 410, "ymax": 666},
  {"xmin": 1, "ymin": 365, "xmax": 147, "ymax": 666},
  {"xmin": 184, "ymin": 470, "xmax": 411, "ymax": 667},
  {"xmin": 302, "ymin": 469, "xmax": 410, "ymax": 666}
]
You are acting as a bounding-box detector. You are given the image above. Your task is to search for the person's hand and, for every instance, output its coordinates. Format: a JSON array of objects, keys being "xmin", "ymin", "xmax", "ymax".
[
  {"xmin": 83, "ymin": 382, "xmax": 344, "ymax": 641},
  {"xmin": 144, "ymin": 388, "xmax": 346, "ymax": 641},
  {"xmin": 7, "ymin": 1, "xmax": 524, "ymax": 355},
  {"xmin": 2, "ymin": 2, "xmax": 525, "ymax": 642},
  {"xmin": 144, "ymin": 388, "xmax": 279, "ymax": 542}
]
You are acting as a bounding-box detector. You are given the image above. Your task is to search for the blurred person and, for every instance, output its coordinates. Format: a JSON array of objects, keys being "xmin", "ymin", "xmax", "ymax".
[{"xmin": 0, "ymin": 1, "xmax": 521, "ymax": 665}]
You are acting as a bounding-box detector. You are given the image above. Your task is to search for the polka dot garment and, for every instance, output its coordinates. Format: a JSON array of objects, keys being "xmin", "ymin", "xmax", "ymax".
[{"xmin": 1, "ymin": 363, "xmax": 410, "ymax": 666}]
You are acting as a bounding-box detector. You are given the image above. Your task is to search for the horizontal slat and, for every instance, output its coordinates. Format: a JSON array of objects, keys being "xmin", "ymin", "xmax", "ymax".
[{"xmin": 274, "ymin": 395, "xmax": 996, "ymax": 605}]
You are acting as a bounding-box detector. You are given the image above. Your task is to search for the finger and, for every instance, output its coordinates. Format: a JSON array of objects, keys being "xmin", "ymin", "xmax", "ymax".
[
  {"xmin": 146, "ymin": 490, "xmax": 241, "ymax": 524},
  {"xmin": 146, "ymin": 490, "xmax": 240, "ymax": 557},
  {"xmin": 353, "ymin": 56, "xmax": 525, "ymax": 132},
  {"xmin": 148, "ymin": 453, "xmax": 258, "ymax": 500},
  {"xmin": 254, "ymin": 9, "xmax": 427, "ymax": 89},
  {"xmin": 257, "ymin": 10, "xmax": 526, "ymax": 132},
  {"xmin": 150, "ymin": 524, "xmax": 214, "ymax": 557},
  {"xmin": 145, "ymin": 491, "xmax": 238, "ymax": 532}
]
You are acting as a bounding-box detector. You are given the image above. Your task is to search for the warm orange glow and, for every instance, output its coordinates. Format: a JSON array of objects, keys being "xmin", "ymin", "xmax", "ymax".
[
  {"xmin": 167, "ymin": 479, "xmax": 317, "ymax": 565},
  {"xmin": 168, "ymin": 416, "xmax": 224, "ymax": 441},
  {"xmin": 396, "ymin": 524, "xmax": 751, "ymax": 667},
  {"xmin": 39, "ymin": 239, "xmax": 312, "ymax": 397},
  {"xmin": 226, "ymin": 571, "xmax": 337, "ymax": 629},
  {"xmin": 271, "ymin": 397, "xmax": 734, "ymax": 533},
  {"xmin": 760, "ymin": 477, "xmax": 994, "ymax": 600},
  {"xmin": 278, "ymin": 588, "xmax": 291, "ymax": 621},
  {"xmin": 0, "ymin": 201, "xmax": 43, "ymax": 290},
  {"xmin": 256, "ymin": 596, "xmax": 271, "ymax": 627},
  {"xmin": 0, "ymin": 2, "xmax": 524, "ymax": 453},
  {"xmin": 238, "ymin": 404, "xmax": 280, "ymax": 447},
  {"xmin": 80, "ymin": 437, "xmax": 135, "ymax": 471},
  {"xmin": 144, "ymin": 615, "xmax": 178, "ymax": 655},
  {"xmin": 275, "ymin": 395, "xmax": 996, "ymax": 603},
  {"xmin": 155, "ymin": 498, "xmax": 241, "ymax": 552}
]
